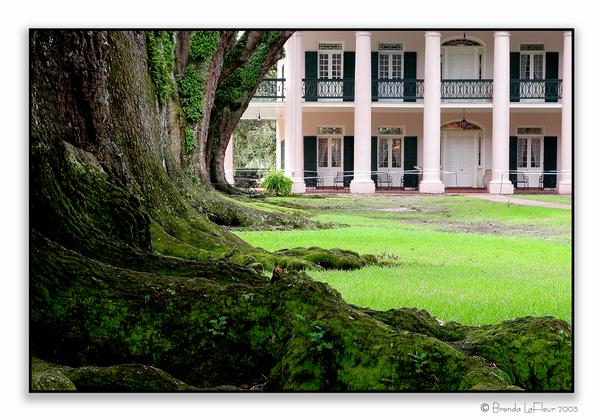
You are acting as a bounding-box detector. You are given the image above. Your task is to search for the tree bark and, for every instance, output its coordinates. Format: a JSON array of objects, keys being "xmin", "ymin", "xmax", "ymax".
[{"xmin": 209, "ymin": 31, "xmax": 293, "ymax": 190}]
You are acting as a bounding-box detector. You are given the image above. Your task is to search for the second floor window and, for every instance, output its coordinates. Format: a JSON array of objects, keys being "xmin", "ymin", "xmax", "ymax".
[
  {"xmin": 520, "ymin": 44, "xmax": 545, "ymax": 80},
  {"xmin": 379, "ymin": 52, "xmax": 403, "ymax": 80},
  {"xmin": 318, "ymin": 42, "xmax": 343, "ymax": 80}
]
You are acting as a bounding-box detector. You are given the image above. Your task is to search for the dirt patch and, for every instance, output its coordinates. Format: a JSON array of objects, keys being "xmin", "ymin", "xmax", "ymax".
[
  {"xmin": 377, "ymin": 207, "xmax": 415, "ymax": 213},
  {"xmin": 371, "ymin": 214, "xmax": 568, "ymax": 241}
]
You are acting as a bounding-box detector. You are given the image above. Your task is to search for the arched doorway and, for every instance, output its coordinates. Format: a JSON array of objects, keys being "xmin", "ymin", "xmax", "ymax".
[
  {"xmin": 441, "ymin": 37, "xmax": 485, "ymax": 80},
  {"xmin": 441, "ymin": 120, "xmax": 484, "ymax": 188}
]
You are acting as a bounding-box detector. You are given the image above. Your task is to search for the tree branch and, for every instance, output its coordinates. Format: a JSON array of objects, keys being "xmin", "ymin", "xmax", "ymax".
[{"xmin": 219, "ymin": 31, "xmax": 264, "ymax": 82}]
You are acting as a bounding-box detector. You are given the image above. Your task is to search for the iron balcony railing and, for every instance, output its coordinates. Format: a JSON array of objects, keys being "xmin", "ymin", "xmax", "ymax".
[
  {"xmin": 251, "ymin": 78, "xmax": 285, "ymax": 102},
  {"xmin": 302, "ymin": 78, "xmax": 355, "ymax": 101},
  {"xmin": 254, "ymin": 77, "xmax": 562, "ymax": 102},
  {"xmin": 373, "ymin": 79, "xmax": 424, "ymax": 100},
  {"xmin": 510, "ymin": 79, "xmax": 562, "ymax": 101},
  {"xmin": 441, "ymin": 79, "xmax": 494, "ymax": 100}
]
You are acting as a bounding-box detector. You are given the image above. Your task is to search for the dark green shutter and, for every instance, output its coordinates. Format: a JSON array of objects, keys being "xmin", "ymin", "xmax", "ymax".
[
  {"xmin": 371, "ymin": 137, "xmax": 378, "ymax": 172},
  {"xmin": 343, "ymin": 52, "xmax": 355, "ymax": 101},
  {"xmin": 371, "ymin": 52, "xmax": 378, "ymax": 102},
  {"xmin": 305, "ymin": 51, "xmax": 317, "ymax": 102},
  {"xmin": 404, "ymin": 136, "xmax": 418, "ymax": 188},
  {"xmin": 280, "ymin": 139, "xmax": 285, "ymax": 170},
  {"xmin": 510, "ymin": 52, "xmax": 520, "ymax": 102},
  {"xmin": 545, "ymin": 52, "xmax": 559, "ymax": 102},
  {"xmin": 404, "ymin": 52, "xmax": 417, "ymax": 102},
  {"xmin": 303, "ymin": 136, "xmax": 317, "ymax": 187},
  {"xmin": 509, "ymin": 136, "xmax": 518, "ymax": 187},
  {"xmin": 343, "ymin": 136, "xmax": 354, "ymax": 187},
  {"xmin": 371, "ymin": 136, "xmax": 378, "ymax": 184},
  {"xmin": 543, "ymin": 136, "xmax": 557, "ymax": 188}
]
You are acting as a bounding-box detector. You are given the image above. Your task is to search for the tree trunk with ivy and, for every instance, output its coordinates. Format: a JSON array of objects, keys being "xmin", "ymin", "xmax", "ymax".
[{"xmin": 30, "ymin": 30, "xmax": 572, "ymax": 392}]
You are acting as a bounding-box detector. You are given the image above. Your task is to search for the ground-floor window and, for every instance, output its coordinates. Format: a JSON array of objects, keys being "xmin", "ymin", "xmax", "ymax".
[
  {"xmin": 317, "ymin": 137, "xmax": 342, "ymax": 169},
  {"xmin": 377, "ymin": 127, "xmax": 404, "ymax": 171},
  {"xmin": 377, "ymin": 138, "xmax": 402, "ymax": 168},
  {"xmin": 517, "ymin": 127, "xmax": 544, "ymax": 169}
]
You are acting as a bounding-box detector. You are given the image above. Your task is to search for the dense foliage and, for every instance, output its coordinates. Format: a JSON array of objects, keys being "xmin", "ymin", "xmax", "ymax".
[
  {"xmin": 233, "ymin": 120, "xmax": 276, "ymax": 169},
  {"xmin": 261, "ymin": 170, "xmax": 292, "ymax": 196}
]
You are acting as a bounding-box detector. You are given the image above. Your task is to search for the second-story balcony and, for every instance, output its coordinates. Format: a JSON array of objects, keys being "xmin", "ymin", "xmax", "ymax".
[
  {"xmin": 510, "ymin": 79, "xmax": 563, "ymax": 102},
  {"xmin": 251, "ymin": 77, "xmax": 562, "ymax": 103},
  {"xmin": 251, "ymin": 78, "xmax": 285, "ymax": 102},
  {"xmin": 441, "ymin": 79, "xmax": 493, "ymax": 101},
  {"xmin": 302, "ymin": 78, "xmax": 355, "ymax": 101},
  {"xmin": 373, "ymin": 79, "xmax": 424, "ymax": 101}
]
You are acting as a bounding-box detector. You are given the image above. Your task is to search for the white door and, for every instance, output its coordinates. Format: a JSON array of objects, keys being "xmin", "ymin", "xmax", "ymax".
[
  {"xmin": 317, "ymin": 136, "xmax": 343, "ymax": 186},
  {"xmin": 377, "ymin": 137, "xmax": 403, "ymax": 186},
  {"xmin": 445, "ymin": 47, "xmax": 477, "ymax": 79},
  {"xmin": 443, "ymin": 133, "xmax": 476, "ymax": 187}
]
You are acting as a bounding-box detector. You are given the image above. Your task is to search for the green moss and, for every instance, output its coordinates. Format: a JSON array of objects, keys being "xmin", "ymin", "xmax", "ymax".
[
  {"xmin": 184, "ymin": 126, "xmax": 197, "ymax": 156},
  {"xmin": 275, "ymin": 246, "xmax": 377, "ymax": 270},
  {"xmin": 31, "ymin": 358, "xmax": 77, "ymax": 391},
  {"xmin": 146, "ymin": 31, "xmax": 176, "ymax": 106},
  {"xmin": 188, "ymin": 31, "xmax": 220, "ymax": 62},
  {"xmin": 178, "ymin": 66, "xmax": 204, "ymax": 124},
  {"xmin": 216, "ymin": 31, "xmax": 283, "ymax": 108},
  {"xmin": 461, "ymin": 317, "xmax": 573, "ymax": 391},
  {"xmin": 150, "ymin": 221, "xmax": 211, "ymax": 260},
  {"xmin": 31, "ymin": 357, "xmax": 197, "ymax": 391}
]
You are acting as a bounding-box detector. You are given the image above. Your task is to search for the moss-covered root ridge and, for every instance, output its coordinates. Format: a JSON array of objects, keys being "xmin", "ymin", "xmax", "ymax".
[
  {"xmin": 31, "ymin": 358, "xmax": 197, "ymax": 391},
  {"xmin": 31, "ymin": 237, "xmax": 571, "ymax": 391}
]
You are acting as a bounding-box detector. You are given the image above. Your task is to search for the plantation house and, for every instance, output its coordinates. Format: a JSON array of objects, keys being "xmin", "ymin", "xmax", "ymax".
[{"xmin": 227, "ymin": 30, "xmax": 572, "ymax": 194}]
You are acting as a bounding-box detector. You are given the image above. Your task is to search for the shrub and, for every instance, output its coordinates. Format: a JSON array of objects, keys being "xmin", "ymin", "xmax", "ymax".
[{"xmin": 260, "ymin": 170, "xmax": 292, "ymax": 196}]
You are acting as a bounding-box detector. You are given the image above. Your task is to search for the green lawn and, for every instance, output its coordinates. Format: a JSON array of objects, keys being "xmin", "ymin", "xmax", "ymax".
[
  {"xmin": 514, "ymin": 194, "xmax": 572, "ymax": 206},
  {"xmin": 235, "ymin": 195, "xmax": 572, "ymax": 326}
]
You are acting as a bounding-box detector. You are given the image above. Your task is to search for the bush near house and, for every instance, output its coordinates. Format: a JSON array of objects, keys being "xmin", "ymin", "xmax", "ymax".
[{"xmin": 261, "ymin": 170, "xmax": 293, "ymax": 196}]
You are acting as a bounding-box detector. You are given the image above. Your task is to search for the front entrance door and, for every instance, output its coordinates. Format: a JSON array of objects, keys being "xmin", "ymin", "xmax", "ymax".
[
  {"xmin": 443, "ymin": 132, "xmax": 476, "ymax": 187},
  {"xmin": 317, "ymin": 136, "xmax": 343, "ymax": 186}
]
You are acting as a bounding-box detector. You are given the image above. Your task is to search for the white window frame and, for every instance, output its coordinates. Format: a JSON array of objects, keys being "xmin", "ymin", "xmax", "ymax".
[
  {"xmin": 316, "ymin": 126, "xmax": 344, "ymax": 170},
  {"xmin": 317, "ymin": 41, "xmax": 344, "ymax": 80},
  {"xmin": 516, "ymin": 127, "xmax": 544, "ymax": 170},
  {"xmin": 377, "ymin": 126, "xmax": 405, "ymax": 170},
  {"xmin": 378, "ymin": 45, "xmax": 404, "ymax": 80},
  {"xmin": 519, "ymin": 43, "xmax": 545, "ymax": 80}
]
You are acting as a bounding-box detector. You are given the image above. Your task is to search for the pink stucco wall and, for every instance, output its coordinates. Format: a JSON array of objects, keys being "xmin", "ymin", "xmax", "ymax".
[
  {"xmin": 299, "ymin": 108, "xmax": 562, "ymax": 174},
  {"xmin": 298, "ymin": 30, "xmax": 566, "ymax": 79}
]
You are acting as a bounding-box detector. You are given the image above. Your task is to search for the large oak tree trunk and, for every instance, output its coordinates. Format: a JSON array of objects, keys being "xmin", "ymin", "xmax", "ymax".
[{"xmin": 30, "ymin": 30, "xmax": 572, "ymax": 392}]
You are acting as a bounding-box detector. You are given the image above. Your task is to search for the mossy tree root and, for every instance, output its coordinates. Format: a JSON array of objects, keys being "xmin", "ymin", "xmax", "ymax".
[{"xmin": 31, "ymin": 234, "xmax": 571, "ymax": 391}]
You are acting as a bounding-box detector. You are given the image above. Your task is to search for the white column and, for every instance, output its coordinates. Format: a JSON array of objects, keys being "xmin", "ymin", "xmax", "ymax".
[
  {"xmin": 350, "ymin": 31, "xmax": 376, "ymax": 193},
  {"xmin": 275, "ymin": 116, "xmax": 285, "ymax": 170},
  {"xmin": 283, "ymin": 38, "xmax": 294, "ymax": 179},
  {"xmin": 419, "ymin": 32, "xmax": 445, "ymax": 193},
  {"xmin": 224, "ymin": 135, "xmax": 234, "ymax": 185},
  {"xmin": 283, "ymin": 32, "xmax": 305, "ymax": 193},
  {"xmin": 488, "ymin": 31, "xmax": 514, "ymax": 194},
  {"xmin": 558, "ymin": 31, "xmax": 572, "ymax": 195}
]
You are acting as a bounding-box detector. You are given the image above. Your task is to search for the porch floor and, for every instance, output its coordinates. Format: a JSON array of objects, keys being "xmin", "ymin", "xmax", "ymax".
[{"xmin": 303, "ymin": 187, "xmax": 558, "ymax": 194}]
